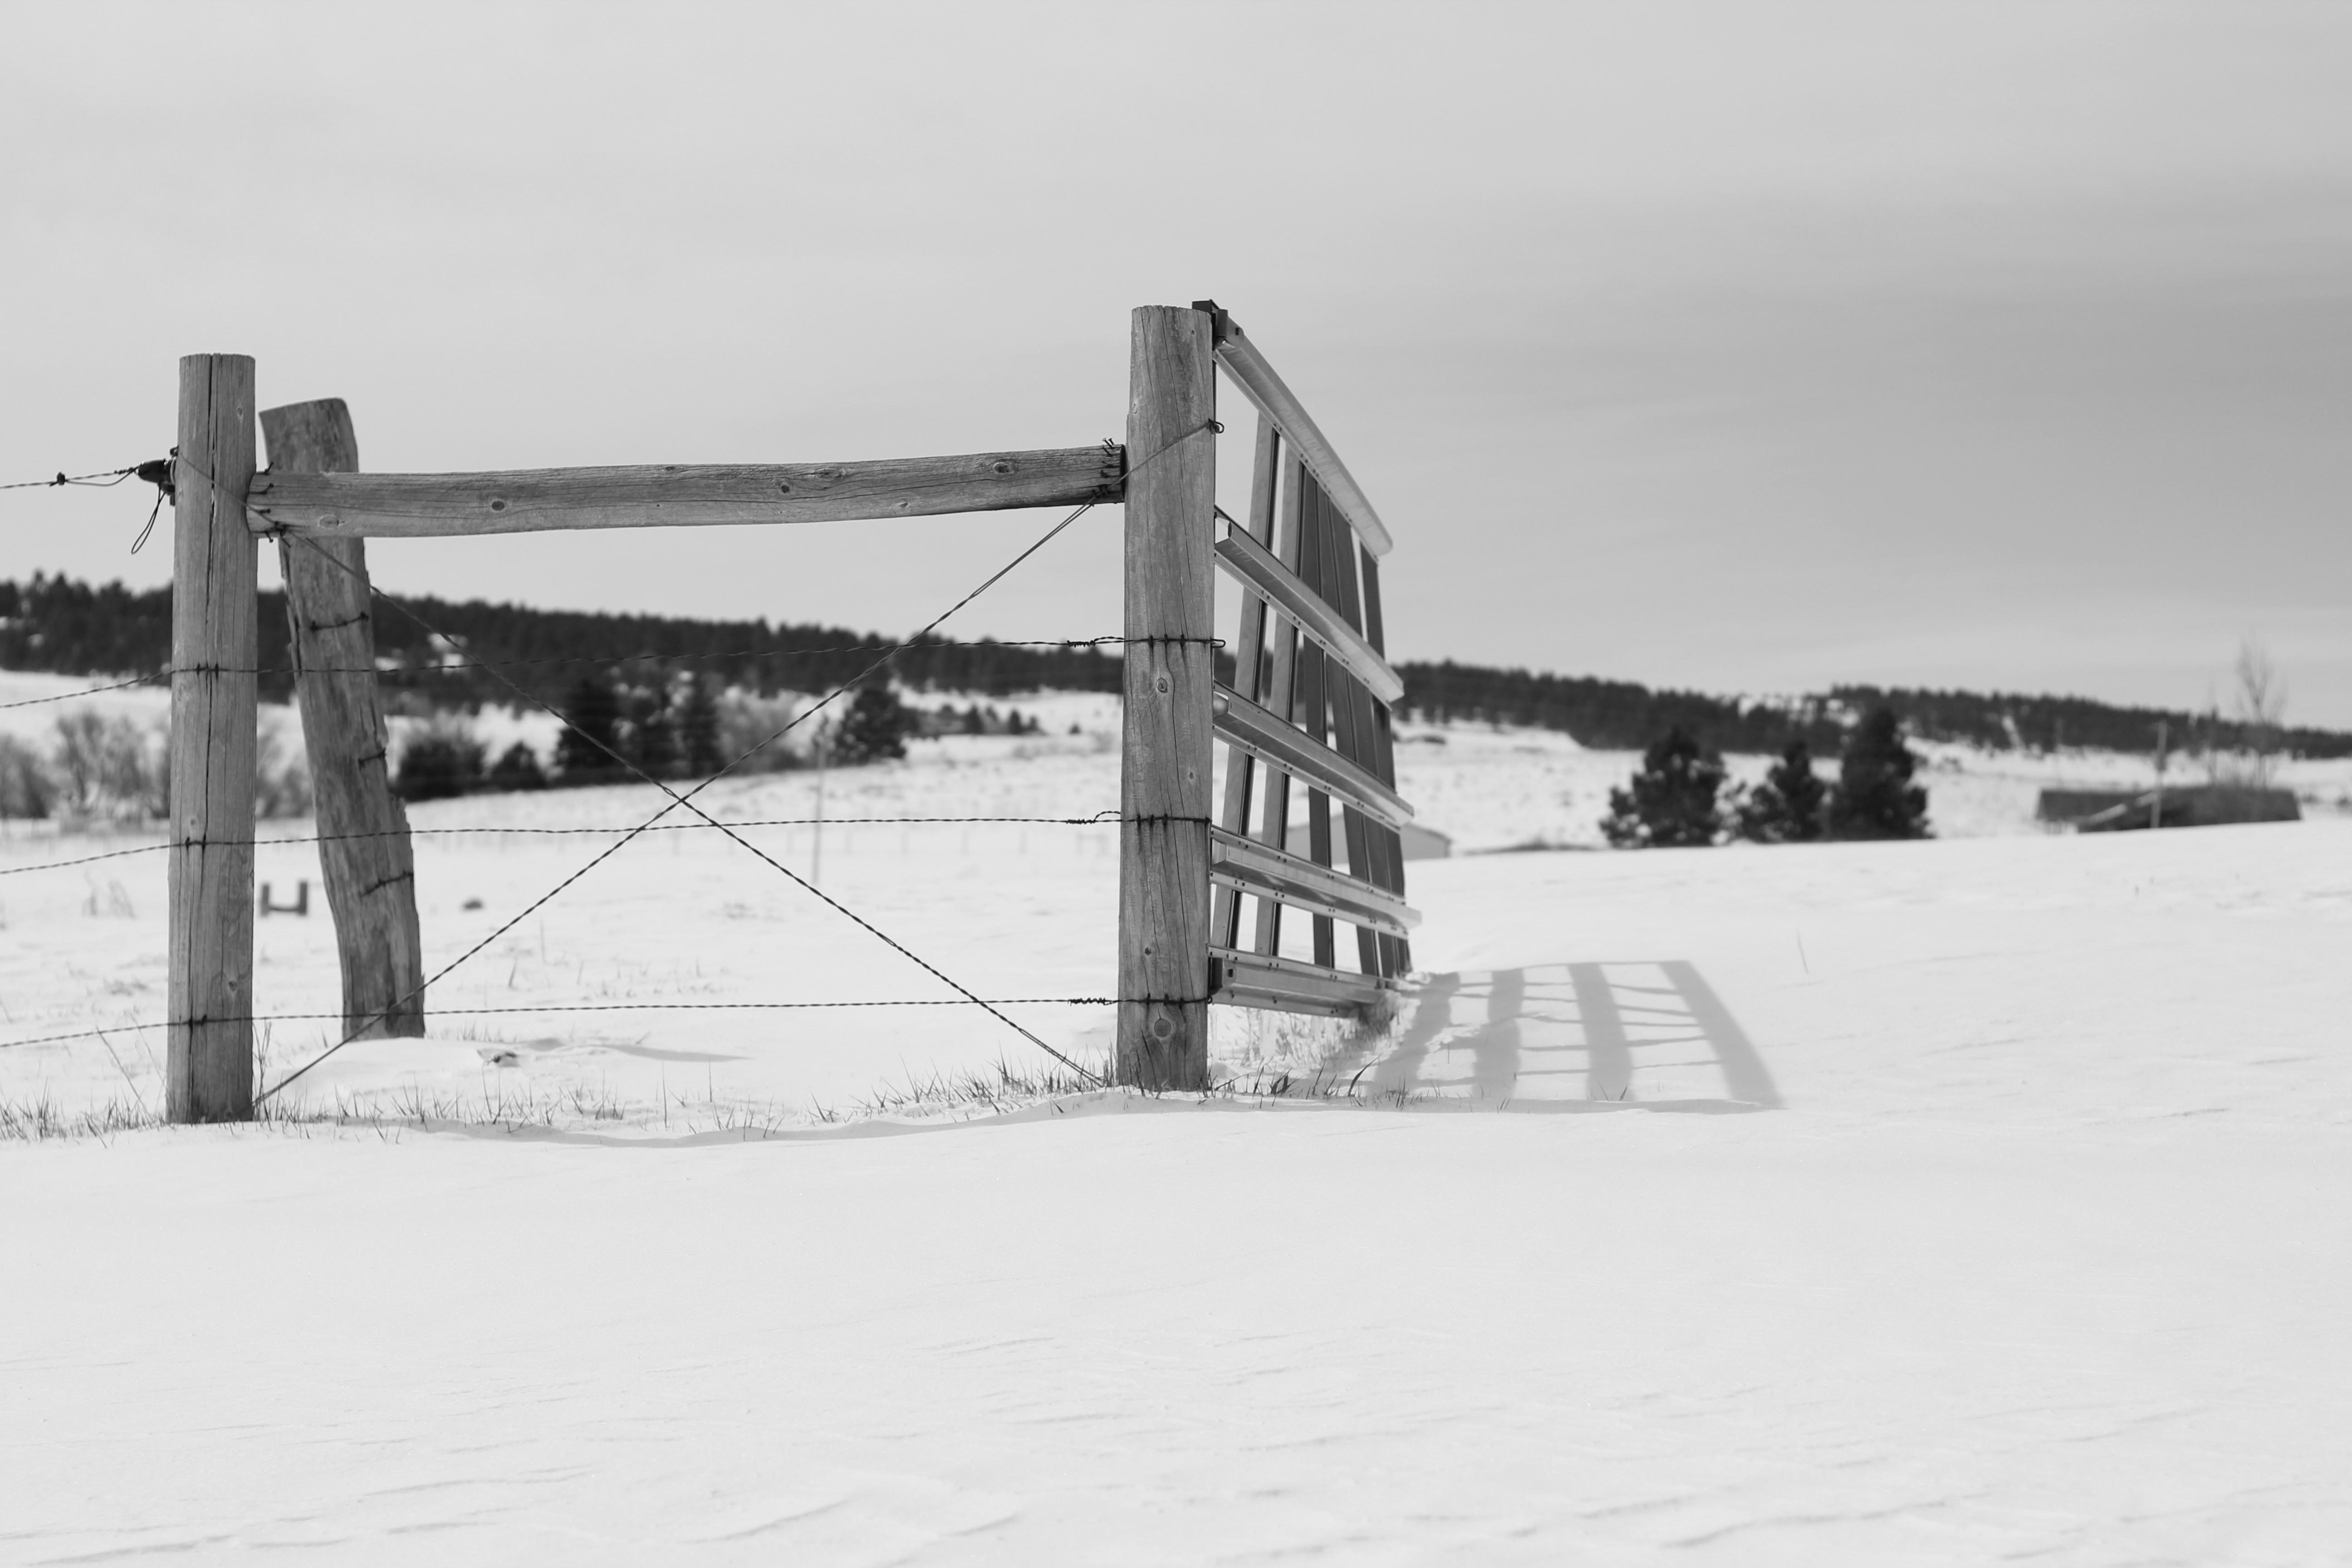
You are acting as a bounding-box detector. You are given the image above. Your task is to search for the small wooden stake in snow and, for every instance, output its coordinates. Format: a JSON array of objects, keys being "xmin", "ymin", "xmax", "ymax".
[
  {"xmin": 167, "ymin": 354, "xmax": 260, "ymax": 1122},
  {"xmin": 1116, "ymin": 306, "xmax": 1217, "ymax": 1091},
  {"xmin": 262, "ymin": 398, "xmax": 426, "ymax": 1038}
]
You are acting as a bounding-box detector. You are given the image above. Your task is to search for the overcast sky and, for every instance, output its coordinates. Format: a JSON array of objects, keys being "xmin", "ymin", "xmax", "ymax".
[{"xmin": 5, "ymin": 1, "xmax": 2347, "ymax": 723}]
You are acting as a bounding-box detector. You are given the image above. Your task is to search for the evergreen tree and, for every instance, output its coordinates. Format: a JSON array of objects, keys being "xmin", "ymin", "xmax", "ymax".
[
  {"xmin": 555, "ymin": 675, "xmax": 624, "ymax": 783},
  {"xmin": 1733, "ymin": 739, "xmax": 1827, "ymax": 843},
  {"xmin": 394, "ymin": 724, "xmax": 485, "ymax": 801},
  {"xmin": 1827, "ymin": 707, "xmax": 1931, "ymax": 839},
  {"xmin": 833, "ymin": 682, "xmax": 910, "ymax": 764},
  {"xmin": 1600, "ymin": 726, "xmax": 1726, "ymax": 848},
  {"xmin": 487, "ymin": 742, "xmax": 548, "ymax": 792},
  {"xmin": 678, "ymin": 676, "xmax": 724, "ymax": 776},
  {"xmin": 626, "ymin": 682, "xmax": 679, "ymax": 776}
]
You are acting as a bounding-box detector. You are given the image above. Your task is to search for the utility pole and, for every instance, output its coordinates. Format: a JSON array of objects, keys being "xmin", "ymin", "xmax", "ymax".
[{"xmin": 2151, "ymin": 719, "xmax": 2169, "ymax": 830}]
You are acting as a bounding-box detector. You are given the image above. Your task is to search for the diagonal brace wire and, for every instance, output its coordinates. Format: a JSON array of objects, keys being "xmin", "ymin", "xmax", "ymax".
[{"xmin": 258, "ymin": 497, "xmax": 1112, "ymax": 1100}]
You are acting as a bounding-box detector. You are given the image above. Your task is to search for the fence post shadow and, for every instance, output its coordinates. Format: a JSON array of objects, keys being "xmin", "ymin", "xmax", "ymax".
[
  {"xmin": 1369, "ymin": 960, "xmax": 1780, "ymax": 1111},
  {"xmin": 1656, "ymin": 960, "xmax": 1780, "ymax": 1108},
  {"xmin": 1567, "ymin": 964, "xmax": 1631, "ymax": 1102}
]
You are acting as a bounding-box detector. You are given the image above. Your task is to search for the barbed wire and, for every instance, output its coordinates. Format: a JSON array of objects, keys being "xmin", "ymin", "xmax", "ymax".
[
  {"xmin": 0, "ymin": 841, "xmax": 168, "ymax": 877},
  {"xmin": 257, "ymin": 490, "xmax": 1123, "ymax": 1101},
  {"xmin": 5, "ymin": 415, "xmax": 1228, "ymax": 1083},
  {"xmin": 0, "ymin": 466, "xmax": 142, "ymax": 492},
  {"xmin": 0, "ymin": 812, "xmax": 1130, "ymax": 880},
  {"xmin": 0, "ymin": 457, "xmax": 175, "ymax": 551},
  {"xmin": 0, "ymin": 636, "xmax": 1144, "ymax": 702},
  {"xmin": 0, "ymin": 673, "xmax": 170, "ymax": 710},
  {"xmin": 0, "ymin": 995, "xmax": 1139, "ymax": 1054},
  {"xmin": 329, "ymin": 635, "xmax": 1144, "ymax": 676},
  {"xmin": 0, "ymin": 631, "xmax": 1211, "ymax": 714}
]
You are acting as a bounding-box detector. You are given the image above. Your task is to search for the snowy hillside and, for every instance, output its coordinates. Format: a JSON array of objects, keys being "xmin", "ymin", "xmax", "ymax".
[
  {"xmin": 5, "ymin": 663, "xmax": 2352, "ymax": 1560},
  {"xmin": 6, "ymin": 804, "xmax": 2349, "ymax": 1560}
]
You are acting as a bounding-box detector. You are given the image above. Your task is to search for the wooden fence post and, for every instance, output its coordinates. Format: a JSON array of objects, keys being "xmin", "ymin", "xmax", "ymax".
[
  {"xmin": 1116, "ymin": 305, "xmax": 1217, "ymax": 1090},
  {"xmin": 261, "ymin": 399, "xmax": 426, "ymax": 1038},
  {"xmin": 167, "ymin": 354, "xmax": 259, "ymax": 1121}
]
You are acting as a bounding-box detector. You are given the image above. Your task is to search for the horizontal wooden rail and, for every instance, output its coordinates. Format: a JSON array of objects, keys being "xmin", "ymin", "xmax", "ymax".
[
  {"xmin": 246, "ymin": 446, "xmax": 1127, "ymax": 539},
  {"xmin": 1210, "ymin": 826, "xmax": 1419, "ymax": 937},
  {"xmin": 1213, "ymin": 684, "xmax": 1414, "ymax": 831},
  {"xmin": 1211, "ymin": 947, "xmax": 1394, "ymax": 1019},
  {"xmin": 1214, "ymin": 516, "xmax": 1403, "ymax": 705},
  {"xmin": 1211, "ymin": 318, "xmax": 1393, "ymax": 558}
]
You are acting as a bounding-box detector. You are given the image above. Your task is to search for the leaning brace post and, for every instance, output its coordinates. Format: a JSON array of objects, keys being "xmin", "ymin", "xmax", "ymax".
[
  {"xmin": 167, "ymin": 354, "xmax": 260, "ymax": 1121},
  {"xmin": 1116, "ymin": 305, "xmax": 1217, "ymax": 1089},
  {"xmin": 261, "ymin": 399, "xmax": 426, "ymax": 1038}
]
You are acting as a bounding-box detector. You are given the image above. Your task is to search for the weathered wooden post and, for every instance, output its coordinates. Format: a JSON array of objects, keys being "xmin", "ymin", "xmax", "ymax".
[
  {"xmin": 1116, "ymin": 305, "xmax": 1218, "ymax": 1090},
  {"xmin": 167, "ymin": 354, "xmax": 260, "ymax": 1121},
  {"xmin": 261, "ymin": 399, "xmax": 426, "ymax": 1037}
]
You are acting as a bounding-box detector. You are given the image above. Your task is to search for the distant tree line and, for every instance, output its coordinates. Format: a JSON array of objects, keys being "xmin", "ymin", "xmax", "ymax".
[
  {"xmin": 7, "ymin": 574, "xmax": 2345, "ymax": 759},
  {"xmin": 1396, "ymin": 659, "xmax": 2352, "ymax": 759},
  {"xmin": 0, "ymin": 573, "xmax": 1129, "ymax": 713},
  {"xmin": 393, "ymin": 678, "xmax": 943, "ymax": 801},
  {"xmin": 387, "ymin": 680, "xmax": 1057, "ymax": 802},
  {"xmin": 1400, "ymin": 661, "xmax": 1837, "ymax": 754}
]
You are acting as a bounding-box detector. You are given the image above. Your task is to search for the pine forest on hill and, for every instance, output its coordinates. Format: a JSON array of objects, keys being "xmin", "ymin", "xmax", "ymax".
[{"xmin": 4, "ymin": 573, "xmax": 2346, "ymax": 759}]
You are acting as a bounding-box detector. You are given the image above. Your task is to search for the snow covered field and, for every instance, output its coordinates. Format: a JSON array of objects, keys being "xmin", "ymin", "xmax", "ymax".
[{"xmin": 5, "ymin": 671, "xmax": 2351, "ymax": 1562}]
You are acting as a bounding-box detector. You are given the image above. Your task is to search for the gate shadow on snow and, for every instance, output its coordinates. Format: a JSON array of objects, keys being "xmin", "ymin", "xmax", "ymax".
[{"xmin": 1343, "ymin": 961, "xmax": 1781, "ymax": 1112}]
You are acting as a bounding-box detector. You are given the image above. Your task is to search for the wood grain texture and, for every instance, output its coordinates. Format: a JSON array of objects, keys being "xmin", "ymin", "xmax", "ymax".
[
  {"xmin": 1211, "ymin": 415, "xmax": 1282, "ymax": 950},
  {"xmin": 262, "ymin": 399, "xmax": 426, "ymax": 1039},
  {"xmin": 1213, "ymin": 320, "xmax": 1393, "ymax": 556},
  {"xmin": 167, "ymin": 355, "xmax": 259, "ymax": 1122},
  {"xmin": 1116, "ymin": 307, "xmax": 1218, "ymax": 1090},
  {"xmin": 247, "ymin": 446, "xmax": 1127, "ymax": 538}
]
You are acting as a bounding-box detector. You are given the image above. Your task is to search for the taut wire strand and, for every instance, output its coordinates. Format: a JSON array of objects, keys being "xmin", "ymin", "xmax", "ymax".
[
  {"xmin": 0, "ymin": 673, "xmax": 170, "ymax": 710},
  {"xmin": 10, "ymin": 417, "xmax": 1230, "ymax": 1074},
  {"xmin": 0, "ymin": 466, "xmax": 141, "ymax": 491},
  {"xmin": 258, "ymin": 494, "xmax": 1117, "ymax": 1101},
  {"xmin": 0, "ymin": 996, "xmax": 1134, "ymax": 1054},
  {"xmin": 0, "ymin": 813, "xmax": 1125, "ymax": 881}
]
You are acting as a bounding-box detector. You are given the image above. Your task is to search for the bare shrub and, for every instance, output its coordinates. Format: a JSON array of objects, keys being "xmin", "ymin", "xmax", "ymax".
[
  {"xmin": 2205, "ymin": 638, "xmax": 2290, "ymax": 792},
  {"xmin": 0, "ymin": 735, "xmax": 54, "ymax": 819},
  {"xmin": 716, "ymin": 690, "xmax": 811, "ymax": 774},
  {"xmin": 50, "ymin": 710, "xmax": 165, "ymax": 822},
  {"xmin": 83, "ymin": 877, "xmax": 136, "ymax": 918},
  {"xmin": 255, "ymin": 714, "xmax": 314, "ymax": 819},
  {"xmin": 2231, "ymin": 638, "xmax": 2288, "ymax": 790}
]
